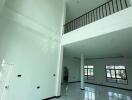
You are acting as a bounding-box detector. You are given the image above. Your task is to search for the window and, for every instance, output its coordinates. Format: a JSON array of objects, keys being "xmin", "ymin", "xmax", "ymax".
[
  {"xmin": 106, "ymin": 65, "xmax": 128, "ymax": 84},
  {"xmin": 84, "ymin": 65, "xmax": 94, "ymax": 80}
]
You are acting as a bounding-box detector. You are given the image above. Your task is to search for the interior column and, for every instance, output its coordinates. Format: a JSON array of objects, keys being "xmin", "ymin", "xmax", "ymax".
[{"xmin": 80, "ymin": 54, "xmax": 84, "ymax": 90}]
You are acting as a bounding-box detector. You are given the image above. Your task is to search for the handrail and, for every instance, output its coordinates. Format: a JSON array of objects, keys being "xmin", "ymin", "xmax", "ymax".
[{"xmin": 64, "ymin": 0, "xmax": 130, "ymax": 34}]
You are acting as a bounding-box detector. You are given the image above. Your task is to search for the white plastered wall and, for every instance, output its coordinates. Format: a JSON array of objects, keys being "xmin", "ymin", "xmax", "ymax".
[{"xmin": 0, "ymin": 0, "xmax": 64, "ymax": 100}]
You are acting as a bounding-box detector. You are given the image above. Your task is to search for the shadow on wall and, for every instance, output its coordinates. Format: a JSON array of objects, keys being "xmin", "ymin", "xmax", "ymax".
[{"xmin": 63, "ymin": 66, "xmax": 68, "ymax": 83}]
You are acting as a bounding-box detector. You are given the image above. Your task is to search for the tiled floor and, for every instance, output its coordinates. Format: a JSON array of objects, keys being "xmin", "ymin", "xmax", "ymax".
[{"xmin": 52, "ymin": 83, "xmax": 132, "ymax": 100}]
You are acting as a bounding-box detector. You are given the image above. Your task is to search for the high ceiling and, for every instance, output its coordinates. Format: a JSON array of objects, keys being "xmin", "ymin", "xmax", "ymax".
[
  {"xmin": 64, "ymin": 27, "xmax": 132, "ymax": 59},
  {"xmin": 65, "ymin": 0, "xmax": 108, "ymax": 23}
]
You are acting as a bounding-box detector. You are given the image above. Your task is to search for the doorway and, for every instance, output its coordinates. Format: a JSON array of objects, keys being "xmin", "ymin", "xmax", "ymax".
[{"xmin": 63, "ymin": 67, "xmax": 69, "ymax": 83}]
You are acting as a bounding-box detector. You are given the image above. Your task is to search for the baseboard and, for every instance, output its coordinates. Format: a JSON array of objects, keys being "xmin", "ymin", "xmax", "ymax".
[
  {"xmin": 68, "ymin": 81, "xmax": 80, "ymax": 83},
  {"xmin": 42, "ymin": 96, "xmax": 61, "ymax": 100},
  {"xmin": 85, "ymin": 82, "xmax": 132, "ymax": 91},
  {"xmin": 56, "ymin": 96, "xmax": 61, "ymax": 98}
]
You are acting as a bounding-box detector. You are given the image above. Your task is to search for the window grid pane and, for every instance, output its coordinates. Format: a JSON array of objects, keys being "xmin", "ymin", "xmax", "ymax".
[
  {"xmin": 84, "ymin": 65, "xmax": 94, "ymax": 80},
  {"xmin": 106, "ymin": 65, "xmax": 127, "ymax": 84}
]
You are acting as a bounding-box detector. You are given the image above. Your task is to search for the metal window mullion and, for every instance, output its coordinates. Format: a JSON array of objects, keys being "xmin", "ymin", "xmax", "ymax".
[
  {"xmin": 114, "ymin": 66, "xmax": 118, "ymax": 83},
  {"xmin": 87, "ymin": 68, "xmax": 89, "ymax": 79},
  {"xmin": 125, "ymin": 68, "xmax": 128, "ymax": 84},
  {"xmin": 110, "ymin": 69, "xmax": 112, "ymax": 79}
]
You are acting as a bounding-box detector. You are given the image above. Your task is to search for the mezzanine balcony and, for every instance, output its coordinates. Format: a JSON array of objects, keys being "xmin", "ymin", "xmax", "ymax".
[{"xmin": 64, "ymin": 0, "xmax": 131, "ymax": 34}]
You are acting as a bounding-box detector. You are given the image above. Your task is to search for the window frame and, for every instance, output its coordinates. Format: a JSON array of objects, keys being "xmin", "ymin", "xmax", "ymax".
[
  {"xmin": 105, "ymin": 65, "xmax": 128, "ymax": 85},
  {"xmin": 84, "ymin": 65, "xmax": 95, "ymax": 80}
]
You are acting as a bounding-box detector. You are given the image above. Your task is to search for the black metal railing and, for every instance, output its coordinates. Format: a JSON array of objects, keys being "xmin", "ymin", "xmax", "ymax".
[{"xmin": 64, "ymin": 0, "xmax": 131, "ymax": 34}]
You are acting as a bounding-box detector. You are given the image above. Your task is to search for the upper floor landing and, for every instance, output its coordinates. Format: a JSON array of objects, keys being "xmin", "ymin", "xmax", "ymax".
[{"xmin": 62, "ymin": 0, "xmax": 132, "ymax": 45}]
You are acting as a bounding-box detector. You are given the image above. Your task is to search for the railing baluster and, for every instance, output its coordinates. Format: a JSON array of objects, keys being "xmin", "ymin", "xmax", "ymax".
[
  {"xmin": 99, "ymin": 7, "xmax": 101, "ymax": 19},
  {"xmin": 80, "ymin": 17, "xmax": 82, "ymax": 27},
  {"xmin": 85, "ymin": 14, "xmax": 87, "ymax": 25},
  {"xmin": 88, "ymin": 13, "xmax": 90, "ymax": 24},
  {"xmin": 82, "ymin": 16, "xmax": 84, "ymax": 26},
  {"xmin": 73, "ymin": 20, "xmax": 74, "ymax": 30},
  {"xmin": 83, "ymin": 15, "xmax": 85, "ymax": 25},
  {"xmin": 90, "ymin": 11, "xmax": 92, "ymax": 23},
  {"xmin": 105, "ymin": 4, "xmax": 107, "ymax": 16},
  {"xmin": 64, "ymin": 0, "xmax": 131, "ymax": 34},
  {"xmin": 88, "ymin": 12, "xmax": 90, "ymax": 23},
  {"xmin": 81, "ymin": 17, "xmax": 83, "ymax": 26},
  {"xmin": 102, "ymin": 6, "xmax": 104, "ymax": 18},
  {"xmin": 67, "ymin": 24, "xmax": 69, "ymax": 33},
  {"xmin": 84, "ymin": 15, "xmax": 85, "ymax": 25},
  {"xmin": 71, "ymin": 23, "xmax": 72, "ymax": 31},
  {"xmin": 69, "ymin": 23, "xmax": 71, "ymax": 32},
  {"xmin": 77, "ymin": 19, "xmax": 79, "ymax": 28},
  {"xmin": 74, "ymin": 20, "xmax": 75, "ymax": 29},
  {"xmin": 108, "ymin": 2, "xmax": 111, "ymax": 15},
  {"xmin": 83, "ymin": 16, "xmax": 84, "ymax": 26},
  {"xmin": 79, "ymin": 17, "xmax": 81, "ymax": 28},
  {"xmin": 93, "ymin": 10, "xmax": 95, "ymax": 21},
  {"xmin": 124, "ymin": 0, "xmax": 128, "ymax": 8},
  {"xmin": 91, "ymin": 11, "xmax": 93, "ymax": 22},
  {"xmin": 96, "ymin": 8, "xmax": 98, "ymax": 20},
  {"xmin": 115, "ymin": 0, "xmax": 119, "ymax": 11},
  {"xmin": 76, "ymin": 19, "xmax": 78, "ymax": 29},
  {"xmin": 111, "ymin": 0, "xmax": 115, "ymax": 13},
  {"xmin": 92, "ymin": 10, "xmax": 94, "ymax": 22},
  {"xmin": 74, "ymin": 20, "xmax": 76, "ymax": 30},
  {"xmin": 71, "ymin": 22, "xmax": 73, "ymax": 31},
  {"xmin": 120, "ymin": 0, "xmax": 123, "ymax": 10},
  {"xmin": 81, "ymin": 16, "xmax": 84, "ymax": 26}
]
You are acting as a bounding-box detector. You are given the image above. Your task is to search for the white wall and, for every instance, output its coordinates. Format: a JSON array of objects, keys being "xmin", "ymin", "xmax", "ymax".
[
  {"xmin": 85, "ymin": 58, "xmax": 132, "ymax": 90},
  {"xmin": 62, "ymin": 7, "xmax": 132, "ymax": 45},
  {"xmin": 0, "ymin": 0, "xmax": 64, "ymax": 100},
  {"xmin": 62, "ymin": 56, "xmax": 80, "ymax": 83},
  {"xmin": 0, "ymin": 0, "xmax": 6, "ymax": 12}
]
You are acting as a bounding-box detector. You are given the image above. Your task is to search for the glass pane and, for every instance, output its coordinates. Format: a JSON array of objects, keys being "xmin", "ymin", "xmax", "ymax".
[
  {"xmin": 88, "ymin": 66, "xmax": 94, "ymax": 68},
  {"xmin": 115, "ymin": 66, "xmax": 125, "ymax": 69},
  {"xmin": 91, "ymin": 69, "xmax": 93, "ymax": 76},
  {"xmin": 111, "ymin": 70, "xmax": 116, "ymax": 78},
  {"xmin": 88, "ymin": 69, "xmax": 94, "ymax": 76},
  {"xmin": 106, "ymin": 65, "xmax": 114, "ymax": 69},
  {"xmin": 121, "ymin": 70, "xmax": 127, "ymax": 79},
  {"xmin": 107, "ymin": 70, "xmax": 111, "ymax": 78},
  {"xmin": 85, "ymin": 69, "xmax": 87, "ymax": 75},
  {"xmin": 84, "ymin": 66, "xmax": 88, "ymax": 68},
  {"xmin": 116, "ymin": 70, "xmax": 126, "ymax": 79},
  {"xmin": 116, "ymin": 70, "xmax": 121, "ymax": 79}
]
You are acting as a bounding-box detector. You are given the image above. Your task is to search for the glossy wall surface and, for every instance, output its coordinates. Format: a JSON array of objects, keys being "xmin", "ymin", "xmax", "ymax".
[{"xmin": 0, "ymin": 0, "xmax": 64, "ymax": 100}]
